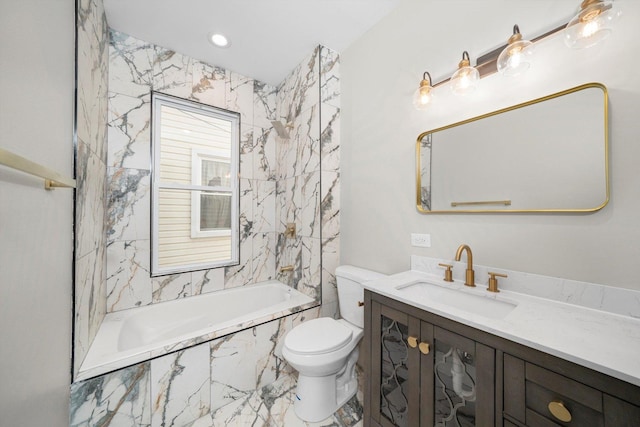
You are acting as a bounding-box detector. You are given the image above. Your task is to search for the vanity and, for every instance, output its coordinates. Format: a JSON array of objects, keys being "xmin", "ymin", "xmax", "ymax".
[{"xmin": 361, "ymin": 265, "xmax": 640, "ymax": 427}]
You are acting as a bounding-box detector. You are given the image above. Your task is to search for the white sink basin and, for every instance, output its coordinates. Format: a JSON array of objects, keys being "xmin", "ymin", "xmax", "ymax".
[{"xmin": 396, "ymin": 281, "xmax": 518, "ymax": 319}]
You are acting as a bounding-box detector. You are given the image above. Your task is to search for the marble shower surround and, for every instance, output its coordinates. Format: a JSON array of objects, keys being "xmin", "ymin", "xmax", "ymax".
[
  {"xmin": 71, "ymin": 29, "xmax": 345, "ymax": 424},
  {"xmin": 106, "ymin": 29, "xmax": 287, "ymax": 312},
  {"xmin": 74, "ymin": 0, "xmax": 109, "ymax": 376}
]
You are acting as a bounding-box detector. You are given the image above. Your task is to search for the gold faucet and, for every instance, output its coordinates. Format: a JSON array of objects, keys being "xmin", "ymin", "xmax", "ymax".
[{"xmin": 455, "ymin": 244, "xmax": 475, "ymax": 287}]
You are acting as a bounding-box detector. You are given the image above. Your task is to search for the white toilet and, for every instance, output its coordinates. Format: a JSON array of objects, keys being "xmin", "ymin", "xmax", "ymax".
[{"xmin": 282, "ymin": 265, "xmax": 385, "ymax": 422}]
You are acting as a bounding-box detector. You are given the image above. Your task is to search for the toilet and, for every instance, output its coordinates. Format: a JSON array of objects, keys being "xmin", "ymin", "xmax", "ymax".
[{"xmin": 282, "ymin": 265, "xmax": 386, "ymax": 422}]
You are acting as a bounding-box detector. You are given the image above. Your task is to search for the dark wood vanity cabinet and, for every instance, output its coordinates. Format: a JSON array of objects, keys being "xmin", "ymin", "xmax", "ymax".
[
  {"xmin": 363, "ymin": 290, "xmax": 640, "ymax": 427},
  {"xmin": 365, "ymin": 292, "xmax": 495, "ymax": 426}
]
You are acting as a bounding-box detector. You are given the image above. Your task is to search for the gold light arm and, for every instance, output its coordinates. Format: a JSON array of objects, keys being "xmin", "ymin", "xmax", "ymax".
[
  {"xmin": 451, "ymin": 200, "xmax": 511, "ymax": 207},
  {"xmin": 0, "ymin": 147, "xmax": 75, "ymax": 190}
]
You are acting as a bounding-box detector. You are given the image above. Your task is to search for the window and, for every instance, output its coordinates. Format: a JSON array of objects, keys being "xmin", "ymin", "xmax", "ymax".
[{"xmin": 151, "ymin": 93, "xmax": 239, "ymax": 276}]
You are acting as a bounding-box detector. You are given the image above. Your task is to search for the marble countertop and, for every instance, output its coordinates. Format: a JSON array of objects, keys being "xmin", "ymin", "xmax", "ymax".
[{"xmin": 363, "ymin": 270, "xmax": 640, "ymax": 387}]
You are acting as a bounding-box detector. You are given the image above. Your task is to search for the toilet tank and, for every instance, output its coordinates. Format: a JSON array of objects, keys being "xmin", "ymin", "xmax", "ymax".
[{"xmin": 336, "ymin": 265, "xmax": 386, "ymax": 329}]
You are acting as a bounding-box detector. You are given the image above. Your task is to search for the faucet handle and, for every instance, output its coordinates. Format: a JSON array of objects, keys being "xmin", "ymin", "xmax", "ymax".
[
  {"xmin": 438, "ymin": 263, "xmax": 454, "ymax": 282},
  {"xmin": 487, "ymin": 272, "xmax": 508, "ymax": 293}
]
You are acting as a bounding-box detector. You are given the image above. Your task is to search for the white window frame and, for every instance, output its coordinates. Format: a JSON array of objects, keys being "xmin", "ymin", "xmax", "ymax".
[
  {"xmin": 190, "ymin": 149, "xmax": 233, "ymax": 238},
  {"xmin": 151, "ymin": 92, "xmax": 239, "ymax": 277}
]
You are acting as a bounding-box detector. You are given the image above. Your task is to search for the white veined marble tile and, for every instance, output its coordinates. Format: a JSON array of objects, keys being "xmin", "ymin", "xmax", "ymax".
[
  {"xmin": 191, "ymin": 61, "xmax": 227, "ymax": 107},
  {"xmin": 253, "ymin": 180, "xmax": 277, "ymax": 233},
  {"xmin": 152, "ymin": 272, "xmax": 193, "ymax": 303},
  {"xmin": 292, "ymin": 105, "xmax": 321, "ymax": 178},
  {"xmin": 70, "ymin": 363, "xmax": 151, "ymax": 427},
  {"xmin": 75, "ymin": 140, "xmax": 107, "ymax": 259},
  {"xmin": 253, "ymin": 81, "xmax": 277, "ymax": 129},
  {"xmin": 211, "ymin": 393, "xmax": 270, "ymax": 426},
  {"xmin": 320, "ymin": 46, "xmax": 340, "ymax": 109},
  {"xmin": 192, "ymin": 268, "xmax": 225, "ymax": 295},
  {"xmin": 321, "ymin": 170, "xmax": 340, "ymax": 241},
  {"xmin": 253, "ymin": 232, "xmax": 277, "ymax": 284},
  {"xmin": 300, "ymin": 237, "xmax": 322, "ymax": 302},
  {"xmin": 298, "ymin": 172, "xmax": 321, "ymax": 239},
  {"xmin": 106, "ymin": 239, "xmax": 152, "ymax": 312},
  {"xmin": 153, "ymin": 47, "xmax": 195, "ymax": 99},
  {"xmin": 239, "ymin": 123, "xmax": 255, "ymax": 180},
  {"xmin": 277, "ymin": 47, "xmax": 320, "ymax": 122},
  {"xmin": 74, "ymin": 246, "xmax": 108, "ymax": 374},
  {"xmin": 107, "ymin": 92, "xmax": 151, "ymax": 170},
  {"xmin": 210, "ymin": 328, "xmax": 258, "ymax": 412},
  {"xmin": 321, "ymin": 236, "xmax": 340, "ymax": 305},
  {"xmin": 109, "ymin": 30, "xmax": 154, "ymax": 98},
  {"xmin": 151, "ymin": 344, "xmax": 211, "ymax": 427},
  {"xmin": 227, "ymin": 71, "xmax": 254, "ymax": 126},
  {"xmin": 253, "ymin": 125, "xmax": 277, "ymax": 181},
  {"xmin": 320, "ymin": 104, "xmax": 340, "ymax": 173},
  {"xmin": 76, "ymin": 4, "xmax": 108, "ymax": 162},
  {"xmin": 254, "ymin": 319, "xmax": 289, "ymax": 388},
  {"xmin": 106, "ymin": 167, "xmax": 151, "ymax": 243}
]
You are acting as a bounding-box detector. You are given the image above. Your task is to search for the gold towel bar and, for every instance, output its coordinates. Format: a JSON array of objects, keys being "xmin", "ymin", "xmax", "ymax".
[
  {"xmin": 451, "ymin": 200, "xmax": 511, "ymax": 207},
  {"xmin": 0, "ymin": 147, "xmax": 75, "ymax": 190}
]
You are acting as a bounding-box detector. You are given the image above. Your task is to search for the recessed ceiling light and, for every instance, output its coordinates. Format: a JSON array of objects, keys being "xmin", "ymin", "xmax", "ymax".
[{"xmin": 209, "ymin": 33, "xmax": 230, "ymax": 48}]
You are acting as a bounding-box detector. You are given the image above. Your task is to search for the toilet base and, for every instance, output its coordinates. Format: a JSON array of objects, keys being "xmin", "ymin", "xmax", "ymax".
[{"xmin": 292, "ymin": 348, "xmax": 359, "ymax": 422}]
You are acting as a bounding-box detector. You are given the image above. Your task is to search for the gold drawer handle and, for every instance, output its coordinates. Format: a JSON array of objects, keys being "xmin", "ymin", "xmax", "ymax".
[
  {"xmin": 419, "ymin": 342, "xmax": 430, "ymax": 355},
  {"xmin": 407, "ymin": 336, "xmax": 418, "ymax": 348},
  {"xmin": 548, "ymin": 401, "xmax": 572, "ymax": 423}
]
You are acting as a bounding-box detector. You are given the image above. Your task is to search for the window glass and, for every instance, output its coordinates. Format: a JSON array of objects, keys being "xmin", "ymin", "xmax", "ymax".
[{"xmin": 151, "ymin": 93, "xmax": 239, "ymax": 276}]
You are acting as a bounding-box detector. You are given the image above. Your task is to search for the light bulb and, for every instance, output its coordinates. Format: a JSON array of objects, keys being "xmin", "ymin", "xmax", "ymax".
[
  {"xmin": 565, "ymin": 0, "xmax": 620, "ymax": 49},
  {"xmin": 450, "ymin": 52, "xmax": 479, "ymax": 96},
  {"xmin": 413, "ymin": 72, "xmax": 434, "ymax": 110},
  {"xmin": 497, "ymin": 25, "xmax": 534, "ymax": 77}
]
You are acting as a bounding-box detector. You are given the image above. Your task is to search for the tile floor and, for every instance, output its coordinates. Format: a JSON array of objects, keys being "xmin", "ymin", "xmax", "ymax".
[{"xmin": 189, "ymin": 368, "xmax": 364, "ymax": 427}]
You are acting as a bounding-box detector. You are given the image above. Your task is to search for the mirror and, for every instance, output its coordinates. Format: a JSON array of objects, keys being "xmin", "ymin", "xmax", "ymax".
[
  {"xmin": 151, "ymin": 93, "xmax": 240, "ymax": 276},
  {"xmin": 416, "ymin": 83, "xmax": 609, "ymax": 213}
]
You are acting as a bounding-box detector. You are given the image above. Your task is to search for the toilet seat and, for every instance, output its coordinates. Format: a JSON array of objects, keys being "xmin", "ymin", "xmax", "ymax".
[{"xmin": 284, "ymin": 318, "xmax": 353, "ymax": 355}]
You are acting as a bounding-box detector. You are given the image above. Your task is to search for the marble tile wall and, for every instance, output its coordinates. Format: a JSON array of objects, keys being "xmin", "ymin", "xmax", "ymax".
[
  {"xmin": 72, "ymin": 29, "xmax": 343, "ymax": 424},
  {"xmin": 106, "ymin": 30, "xmax": 281, "ymax": 312},
  {"xmin": 74, "ymin": 0, "xmax": 109, "ymax": 377}
]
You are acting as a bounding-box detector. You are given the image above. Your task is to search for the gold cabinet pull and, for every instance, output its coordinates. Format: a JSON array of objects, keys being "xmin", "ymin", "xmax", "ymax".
[
  {"xmin": 419, "ymin": 342, "xmax": 430, "ymax": 355},
  {"xmin": 548, "ymin": 401, "xmax": 572, "ymax": 423},
  {"xmin": 407, "ymin": 336, "xmax": 418, "ymax": 348}
]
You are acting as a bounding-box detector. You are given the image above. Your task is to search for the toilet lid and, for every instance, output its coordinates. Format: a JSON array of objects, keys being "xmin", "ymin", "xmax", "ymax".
[{"xmin": 284, "ymin": 318, "xmax": 353, "ymax": 355}]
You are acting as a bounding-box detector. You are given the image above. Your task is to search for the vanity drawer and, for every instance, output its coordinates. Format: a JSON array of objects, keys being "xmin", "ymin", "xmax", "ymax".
[{"xmin": 504, "ymin": 354, "xmax": 604, "ymax": 426}]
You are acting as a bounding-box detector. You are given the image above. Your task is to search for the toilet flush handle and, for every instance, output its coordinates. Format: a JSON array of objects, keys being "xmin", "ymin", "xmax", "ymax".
[{"xmin": 358, "ymin": 301, "xmax": 364, "ymax": 307}]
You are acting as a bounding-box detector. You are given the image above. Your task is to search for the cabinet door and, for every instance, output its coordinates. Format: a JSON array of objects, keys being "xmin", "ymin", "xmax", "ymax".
[
  {"xmin": 425, "ymin": 326, "xmax": 495, "ymax": 426},
  {"xmin": 370, "ymin": 301, "xmax": 422, "ymax": 427}
]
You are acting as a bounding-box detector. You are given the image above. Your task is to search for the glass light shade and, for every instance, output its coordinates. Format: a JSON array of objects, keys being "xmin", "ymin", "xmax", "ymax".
[
  {"xmin": 450, "ymin": 65, "xmax": 479, "ymax": 96},
  {"xmin": 413, "ymin": 83, "xmax": 434, "ymax": 110},
  {"xmin": 565, "ymin": 0, "xmax": 620, "ymax": 49},
  {"xmin": 497, "ymin": 39, "xmax": 534, "ymax": 76}
]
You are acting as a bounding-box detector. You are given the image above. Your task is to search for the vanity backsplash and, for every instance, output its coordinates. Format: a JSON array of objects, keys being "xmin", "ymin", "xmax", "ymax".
[{"xmin": 411, "ymin": 255, "xmax": 640, "ymax": 319}]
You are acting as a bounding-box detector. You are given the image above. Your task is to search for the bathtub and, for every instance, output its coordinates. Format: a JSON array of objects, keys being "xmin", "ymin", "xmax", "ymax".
[{"xmin": 77, "ymin": 280, "xmax": 316, "ymax": 381}]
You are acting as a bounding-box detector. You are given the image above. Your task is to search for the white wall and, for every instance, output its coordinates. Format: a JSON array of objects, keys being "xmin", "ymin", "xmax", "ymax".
[
  {"xmin": 341, "ymin": 0, "xmax": 640, "ymax": 290},
  {"xmin": 0, "ymin": 1, "xmax": 74, "ymax": 425}
]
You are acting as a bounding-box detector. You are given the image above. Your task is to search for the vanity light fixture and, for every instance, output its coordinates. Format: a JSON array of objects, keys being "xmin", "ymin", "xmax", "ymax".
[
  {"xmin": 450, "ymin": 51, "xmax": 479, "ymax": 96},
  {"xmin": 209, "ymin": 33, "xmax": 230, "ymax": 48},
  {"xmin": 412, "ymin": 71, "xmax": 434, "ymax": 110},
  {"xmin": 497, "ymin": 25, "xmax": 534, "ymax": 76},
  {"xmin": 565, "ymin": 0, "xmax": 621, "ymax": 49}
]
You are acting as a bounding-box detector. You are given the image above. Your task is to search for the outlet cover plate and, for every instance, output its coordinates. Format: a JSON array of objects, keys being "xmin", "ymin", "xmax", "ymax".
[{"xmin": 411, "ymin": 233, "xmax": 431, "ymax": 248}]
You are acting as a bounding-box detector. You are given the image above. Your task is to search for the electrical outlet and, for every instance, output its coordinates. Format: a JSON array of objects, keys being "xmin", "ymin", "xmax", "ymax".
[{"xmin": 411, "ymin": 233, "xmax": 431, "ymax": 248}]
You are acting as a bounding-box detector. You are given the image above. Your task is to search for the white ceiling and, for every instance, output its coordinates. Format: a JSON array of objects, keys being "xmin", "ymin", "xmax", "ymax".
[{"xmin": 103, "ymin": 0, "xmax": 400, "ymax": 86}]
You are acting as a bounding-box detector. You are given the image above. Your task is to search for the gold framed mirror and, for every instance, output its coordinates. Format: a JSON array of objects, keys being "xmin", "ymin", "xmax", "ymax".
[{"xmin": 416, "ymin": 83, "xmax": 609, "ymax": 213}]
